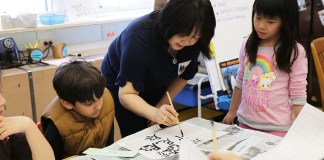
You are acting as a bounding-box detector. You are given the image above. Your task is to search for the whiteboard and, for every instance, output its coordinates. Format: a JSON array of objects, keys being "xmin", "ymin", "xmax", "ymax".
[
  {"xmin": 206, "ymin": 0, "xmax": 254, "ymax": 93},
  {"xmin": 212, "ymin": 0, "xmax": 254, "ymax": 62}
]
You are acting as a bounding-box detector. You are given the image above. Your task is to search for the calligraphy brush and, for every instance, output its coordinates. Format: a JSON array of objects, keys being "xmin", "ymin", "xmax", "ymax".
[
  {"xmin": 210, "ymin": 120, "xmax": 218, "ymax": 151},
  {"xmin": 166, "ymin": 91, "xmax": 184, "ymax": 137}
]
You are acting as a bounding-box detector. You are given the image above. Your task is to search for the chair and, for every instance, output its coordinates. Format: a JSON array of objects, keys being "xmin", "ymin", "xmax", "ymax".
[{"xmin": 310, "ymin": 37, "xmax": 324, "ymax": 111}]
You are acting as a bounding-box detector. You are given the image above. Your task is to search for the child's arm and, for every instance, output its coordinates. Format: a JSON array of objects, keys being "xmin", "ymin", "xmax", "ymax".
[
  {"xmin": 292, "ymin": 105, "xmax": 303, "ymax": 120},
  {"xmin": 222, "ymin": 39, "xmax": 246, "ymax": 125},
  {"xmin": 223, "ymin": 87, "xmax": 242, "ymax": 124},
  {"xmin": 0, "ymin": 116, "xmax": 55, "ymax": 160},
  {"xmin": 289, "ymin": 44, "xmax": 307, "ymax": 120}
]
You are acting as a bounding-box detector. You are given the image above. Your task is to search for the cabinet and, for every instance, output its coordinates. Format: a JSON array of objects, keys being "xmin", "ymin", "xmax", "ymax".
[{"xmin": 2, "ymin": 55, "xmax": 104, "ymax": 122}]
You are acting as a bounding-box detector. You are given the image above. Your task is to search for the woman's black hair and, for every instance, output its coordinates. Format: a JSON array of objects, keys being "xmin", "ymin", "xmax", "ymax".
[
  {"xmin": 245, "ymin": 0, "xmax": 303, "ymax": 73},
  {"xmin": 147, "ymin": 0, "xmax": 216, "ymax": 59}
]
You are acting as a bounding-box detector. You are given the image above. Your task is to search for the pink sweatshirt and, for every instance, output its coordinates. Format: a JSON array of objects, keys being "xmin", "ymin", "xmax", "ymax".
[{"xmin": 236, "ymin": 39, "xmax": 308, "ymax": 132}]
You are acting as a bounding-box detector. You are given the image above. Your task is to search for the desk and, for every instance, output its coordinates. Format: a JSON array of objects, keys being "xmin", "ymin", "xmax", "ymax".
[{"xmin": 71, "ymin": 117, "xmax": 282, "ymax": 160}]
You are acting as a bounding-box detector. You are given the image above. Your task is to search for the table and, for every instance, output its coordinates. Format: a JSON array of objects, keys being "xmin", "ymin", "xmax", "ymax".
[{"xmin": 71, "ymin": 117, "xmax": 282, "ymax": 160}]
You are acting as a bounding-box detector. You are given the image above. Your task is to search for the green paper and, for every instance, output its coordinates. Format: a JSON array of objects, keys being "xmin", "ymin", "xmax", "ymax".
[{"xmin": 83, "ymin": 148, "xmax": 137, "ymax": 158}]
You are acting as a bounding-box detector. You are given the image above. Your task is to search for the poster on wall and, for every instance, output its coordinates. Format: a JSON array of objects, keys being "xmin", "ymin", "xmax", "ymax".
[
  {"xmin": 63, "ymin": 0, "xmax": 96, "ymax": 21},
  {"xmin": 219, "ymin": 58, "xmax": 239, "ymax": 97},
  {"xmin": 297, "ymin": 0, "xmax": 307, "ymax": 11},
  {"xmin": 319, "ymin": 10, "xmax": 324, "ymax": 26}
]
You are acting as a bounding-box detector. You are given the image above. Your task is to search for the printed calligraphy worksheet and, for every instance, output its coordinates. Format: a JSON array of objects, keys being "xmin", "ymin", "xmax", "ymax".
[{"xmin": 118, "ymin": 122, "xmax": 228, "ymax": 159}]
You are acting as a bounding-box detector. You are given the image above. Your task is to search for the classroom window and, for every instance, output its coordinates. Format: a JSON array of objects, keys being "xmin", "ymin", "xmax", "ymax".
[
  {"xmin": 0, "ymin": 0, "xmax": 153, "ymax": 30},
  {"xmin": 0, "ymin": 0, "xmax": 46, "ymax": 16}
]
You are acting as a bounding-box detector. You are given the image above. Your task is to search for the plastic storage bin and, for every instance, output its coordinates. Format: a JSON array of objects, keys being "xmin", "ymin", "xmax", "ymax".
[
  {"xmin": 39, "ymin": 14, "xmax": 65, "ymax": 25},
  {"xmin": 173, "ymin": 84, "xmax": 213, "ymax": 107},
  {"xmin": 216, "ymin": 95, "xmax": 231, "ymax": 110}
]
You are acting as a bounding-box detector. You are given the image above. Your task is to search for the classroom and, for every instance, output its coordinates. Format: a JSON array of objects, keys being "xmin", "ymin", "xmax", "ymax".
[{"xmin": 0, "ymin": 0, "xmax": 323, "ymax": 159}]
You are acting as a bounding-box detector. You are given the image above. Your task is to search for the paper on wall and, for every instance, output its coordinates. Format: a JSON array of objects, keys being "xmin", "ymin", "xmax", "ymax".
[{"xmin": 63, "ymin": 0, "xmax": 96, "ymax": 21}]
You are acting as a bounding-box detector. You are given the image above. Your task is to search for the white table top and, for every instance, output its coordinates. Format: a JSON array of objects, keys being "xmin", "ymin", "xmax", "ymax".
[{"xmin": 72, "ymin": 117, "xmax": 282, "ymax": 160}]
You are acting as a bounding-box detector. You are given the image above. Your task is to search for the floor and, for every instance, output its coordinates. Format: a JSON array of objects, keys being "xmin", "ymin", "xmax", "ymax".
[{"xmin": 176, "ymin": 102, "xmax": 227, "ymax": 122}]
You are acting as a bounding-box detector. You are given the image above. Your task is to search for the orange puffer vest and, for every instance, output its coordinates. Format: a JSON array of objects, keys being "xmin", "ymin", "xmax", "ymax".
[{"xmin": 42, "ymin": 89, "xmax": 114, "ymax": 158}]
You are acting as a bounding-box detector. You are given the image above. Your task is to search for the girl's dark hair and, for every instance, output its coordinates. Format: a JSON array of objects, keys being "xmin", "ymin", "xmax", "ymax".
[
  {"xmin": 148, "ymin": 0, "xmax": 216, "ymax": 59},
  {"xmin": 246, "ymin": 0, "xmax": 303, "ymax": 73},
  {"xmin": 53, "ymin": 60, "xmax": 105, "ymax": 105}
]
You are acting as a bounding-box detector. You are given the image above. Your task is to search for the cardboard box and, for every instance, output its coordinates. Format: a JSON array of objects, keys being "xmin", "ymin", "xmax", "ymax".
[{"xmin": 1, "ymin": 14, "xmax": 37, "ymax": 29}]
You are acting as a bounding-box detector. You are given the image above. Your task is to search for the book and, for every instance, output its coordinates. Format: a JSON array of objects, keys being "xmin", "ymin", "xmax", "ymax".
[{"xmin": 219, "ymin": 58, "xmax": 239, "ymax": 97}]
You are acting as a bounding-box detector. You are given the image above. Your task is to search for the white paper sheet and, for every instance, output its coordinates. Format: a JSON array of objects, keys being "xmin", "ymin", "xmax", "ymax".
[
  {"xmin": 118, "ymin": 122, "xmax": 228, "ymax": 159},
  {"xmin": 252, "ymin": 103, "xmax": 324, "ymax": 160},
  {"xmin": 63, "ymin": 0, "xmax": 96, "ymax": 20},
  {"xmin": 179, "ymin": 139, "xmax": 208, "ymax": 160},
  {"xmin": 43, "ymin": 57, "xmax": 72, "ymax": 66},
  {"xmin": 199, "ymin": 124, "xmax": 282, "ymax": 160}
]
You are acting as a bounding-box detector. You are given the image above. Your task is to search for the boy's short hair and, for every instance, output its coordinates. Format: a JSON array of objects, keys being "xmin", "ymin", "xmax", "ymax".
[{"xmin": 53, "ymin": 60, "xmax": 105, "ymax": 105}]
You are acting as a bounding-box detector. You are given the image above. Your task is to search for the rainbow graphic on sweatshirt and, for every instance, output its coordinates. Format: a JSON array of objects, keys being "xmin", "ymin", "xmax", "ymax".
[{"xmin": 247, "ymin": 55, "xmax": 275, "ymax": 73}]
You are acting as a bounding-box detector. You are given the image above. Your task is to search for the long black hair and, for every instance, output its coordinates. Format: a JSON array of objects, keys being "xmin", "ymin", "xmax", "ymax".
[
  {"xmin": 147, "ymin": 0, "xmax": 216, "ymax": 59},
  {"xmin": 245, "ymin": 0, "xmax": 303, "ymax": 73}
]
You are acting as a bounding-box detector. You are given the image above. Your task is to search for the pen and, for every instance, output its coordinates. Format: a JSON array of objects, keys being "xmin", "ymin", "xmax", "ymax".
[
  {"xmin": 68, "ymin": 53, "xmax": 82, "ymax": 57},
  {"xmin": 28, "ymin": 42, "xmax": 33, "ymax": 48},
  {"xmin": 166, "ymin": 91, "xmax": 184, "ymax": 137},
  {"xmin": 210, "ymin": 120, "xmax": 218, "ymax": 151},
  {"xmin": 23, "ymin": 43, "xmax": 29, "ymax": 49}
]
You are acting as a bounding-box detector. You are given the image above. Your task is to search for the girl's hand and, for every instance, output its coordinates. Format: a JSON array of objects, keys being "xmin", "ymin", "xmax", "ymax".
[
  {"xmin": 222, "ymin": 112, "xmax": 236, "ymax": 125},
  {"xmin": 0, "ymin": 116, "xmax": 33, "ymax": 140},
  {"xmin": 153, "ymin": 104, "xmax": 179, "ymax": 126}
]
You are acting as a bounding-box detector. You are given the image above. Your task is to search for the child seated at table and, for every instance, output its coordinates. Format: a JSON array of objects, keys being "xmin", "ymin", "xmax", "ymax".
[
  {"xmin": 0, "ymin": 70, "xmax": 54, "ymax": 160},
  {"xmin": 41, "ymin": 60, "xmax": 115, "ymax": 159}
]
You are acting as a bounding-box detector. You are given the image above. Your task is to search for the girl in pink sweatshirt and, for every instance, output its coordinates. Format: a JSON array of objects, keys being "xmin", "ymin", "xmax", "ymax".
[{"xmin": 222, "ymin": 0, "xmax": 308, "ymax": 137}]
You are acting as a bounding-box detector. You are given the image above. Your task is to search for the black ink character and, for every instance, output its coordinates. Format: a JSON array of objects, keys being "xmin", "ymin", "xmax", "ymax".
[
  {"xmin": 157, "ymin": 144, "xmax": 179, "ymax": 157},
  {"xmin": 244, "ymin": 147, "xmax": 265, "ymax": 158},
  {"xmin": 224, "ymin": 125, "xmax": 241, "ymax": 135},
  {"xmin": 145, "ymin": 133, "xmax": 161, "ymax": 141},
  {"xmin": 175, "ymin": 135, "xmax": 184, "ymax": 141},
  {"xmin": 155, "ymin": 138, "xmax": 174, "ymax": 145},
  {"xmin": 265, "ymin": 141, "xmax": 275, "ymax": 145},
  {"xmin": 139, "ymin": 143, "xmax": 161, "ymax": 151},
  {"xmin": 191, "ymin": 138, "xmax": 202, "ymax": 144}
]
